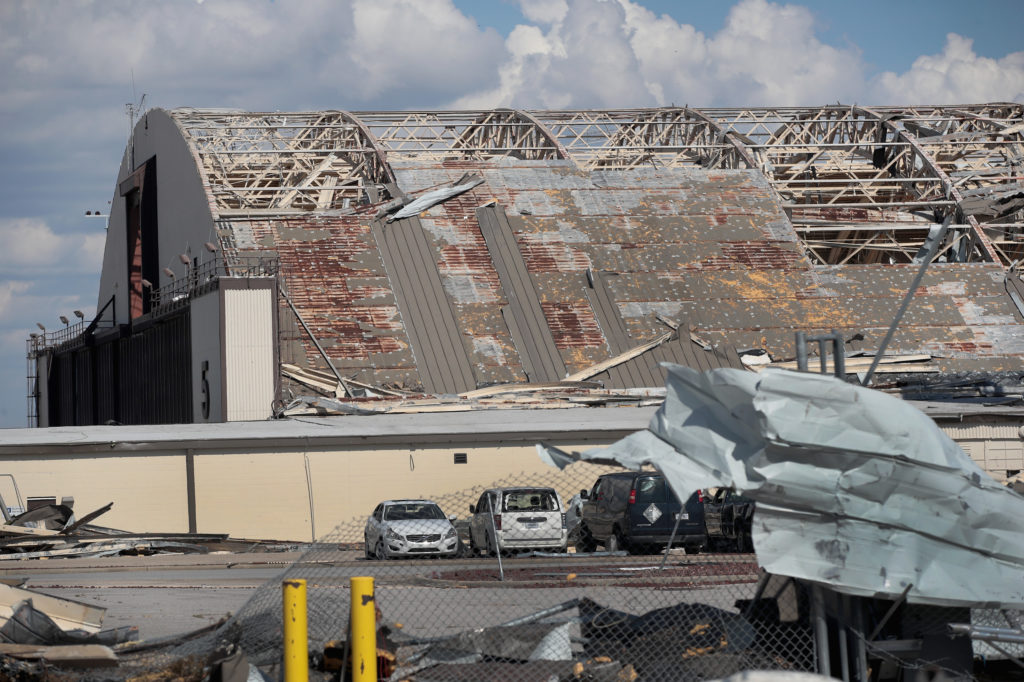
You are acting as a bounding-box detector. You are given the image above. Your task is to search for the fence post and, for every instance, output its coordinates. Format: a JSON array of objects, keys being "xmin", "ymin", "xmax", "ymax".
[
  {"xmin": 282, "ymin": 578, "xmax": 308, "ymax": 682},
  {"xmin": 351, "ymin": 576, "xmax": 377, "ymax": 682}
]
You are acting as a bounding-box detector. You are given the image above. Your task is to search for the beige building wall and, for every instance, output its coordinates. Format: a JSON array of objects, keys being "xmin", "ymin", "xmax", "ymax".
[
  {"xmin": 1, "ymin": 418, "xmax": 1021, "ymax": 542},
  {"xmin": 941, "ymin": 423, "xmax": 1024, "ymax": 480},
  {"xmin": 0, "ymin": 452, "xmax": 188, "ymax": 532},
  {"xmin": 193, "ymin": 441, "xmax": 615, "ymax": 541}
]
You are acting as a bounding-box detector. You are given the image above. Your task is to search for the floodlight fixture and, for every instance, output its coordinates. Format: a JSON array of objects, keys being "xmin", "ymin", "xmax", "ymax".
[
  {"xmin": 141, "ymin": 279, "xmax": 153, "ymax": 289},
  {"xmin": 162, "ymin": 267, "xmax": 175, "ymax": 279},
  {"xmin": 73, "ymin": 310, "xmax": 85, "ymax": 320},
  {"xmin": 179, "ymin": 253, "xmax": 190, "ymax": 265},
  {"xmin": 204, "ymin": 242, "xmax": 217, "ymax": 253},
  {"xmin": 59, "ymin": 315, "xmax": 69, "ymax": 325},
  {"xmin": 36, "ymin": 323, "xmax": 45, "ymax": 332}
]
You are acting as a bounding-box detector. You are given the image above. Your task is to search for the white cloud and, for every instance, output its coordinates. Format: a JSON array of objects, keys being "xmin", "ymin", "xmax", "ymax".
[
  {"xmin": 0, "ymin": 282, "xmax": 31, "ymax": 319},
  {"xmin": 340, "ymin": 0, "xmax": 504, "ymax": 101},
  {"xmin": 518, "ymin": 0, "xmax": 568, "ymax": 25},
  {"xmin": 0, "ymin": 218, "xmax": 103, "ymax": 273},
  {"xmin": 0, "ymin": 219, "xmax": 64, "ymax": 267},
  {"xmin": 453, "ymin": 0, "xmax": 870, "ymax": 109},
  {"xmin": 872, "ymin": 34, "xmax": 1024, "ymax": 104}
]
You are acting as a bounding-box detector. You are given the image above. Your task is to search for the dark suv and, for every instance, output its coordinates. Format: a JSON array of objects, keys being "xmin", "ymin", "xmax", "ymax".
[{"xmin": 575, "ymin": 472, "xmax": 706, "ymax": 555}]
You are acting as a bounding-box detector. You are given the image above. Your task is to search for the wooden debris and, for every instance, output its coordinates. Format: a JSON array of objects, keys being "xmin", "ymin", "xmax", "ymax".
[
  {"xmin": 459, "ymin": 381, "xmax": 602, "ymax": 399},
  {"xmin": 761, "ymin": 353, "xmax": 933, "ymax": 374},
  {"xmin": 0, "ymin": 643, "xmax": 118, "ymax": 668},
  {"xmin": 564, "ymin": 330, "xmax": 675, "ymax": 382},
  {"xmin": 282, "ymin": 363, "xmax": 408, "ymax": 398}
]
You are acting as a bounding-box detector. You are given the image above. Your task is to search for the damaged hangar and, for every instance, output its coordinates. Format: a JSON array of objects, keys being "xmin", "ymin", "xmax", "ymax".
[{"xmin": 27, "ymin": 105, "xmax": 1024, "ymax": 446}]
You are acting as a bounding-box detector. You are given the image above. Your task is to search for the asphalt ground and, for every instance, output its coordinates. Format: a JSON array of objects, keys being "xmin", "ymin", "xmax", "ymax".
[{"xmin": 0, "ymin": 548, "xmax": 760, "ymax": 642}]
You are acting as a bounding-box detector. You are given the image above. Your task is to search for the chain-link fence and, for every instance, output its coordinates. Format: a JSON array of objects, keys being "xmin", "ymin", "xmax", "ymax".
[
  {"xmin": 162, "ymin": 461, "xmax": 816, "ymax": 681},
  {"xmin": 48, "ymin": 461, "xmax": 1020, "ymax": 681}
]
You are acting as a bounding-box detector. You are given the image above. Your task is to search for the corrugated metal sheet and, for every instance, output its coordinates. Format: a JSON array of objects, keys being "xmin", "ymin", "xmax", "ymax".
[
  {"xmin": 477, "ymin": 205, "xmax": 566, "ymax": 382},
  {"xmin": 941, "ymin": 423, "xmax": 1022, "ymax": 440},
  {"xmin": 371, "ymin": 218, "xmax": 476, "ymax": 393},
  {"xmin": 214, "ymin": 158, "xmax": 1024, "ymax": 395},
  {"xmin": 224, "ymin": 288, "xmax": 276, "ymax": 421}
]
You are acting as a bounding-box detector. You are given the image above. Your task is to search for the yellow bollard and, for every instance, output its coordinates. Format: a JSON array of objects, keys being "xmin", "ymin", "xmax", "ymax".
[
  {"xmin": 350, "ymin": 576, "xmax": 377, "ymax": 682},
  {"xmin": 282, "ymin": 579, "xmax": 309, "ymax": 682}
]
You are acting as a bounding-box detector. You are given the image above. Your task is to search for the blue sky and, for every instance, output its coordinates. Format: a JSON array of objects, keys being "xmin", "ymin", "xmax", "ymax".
[{"xmin": 0, "ymin": 0, "xmax": 1021, "ymax": 428}]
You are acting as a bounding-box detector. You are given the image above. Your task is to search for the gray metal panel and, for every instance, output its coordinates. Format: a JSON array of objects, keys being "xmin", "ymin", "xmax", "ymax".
[
  {"xmin": 476, "ymin": 205, "xmax": 566, "ymax": 382},
  {"xmin": 371, "ymin": 218, "xmax": 475, "ymax": 394},
  {"xmin": 585, "ymin": 271, "xmax": 654, "ymax": 387},
  {"xmin": 583, "ymin": 268, "xmax": 743, "ymax": 388}
]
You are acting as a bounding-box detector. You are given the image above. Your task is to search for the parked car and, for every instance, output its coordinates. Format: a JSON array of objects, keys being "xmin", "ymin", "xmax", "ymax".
[
  {"xmin": 468, "ymin": 487, "xmax": 568, "ymax": 555},
  {"xmin": 703, "ymin": 487, "xmax": 755, "ymax": 552},
  {"xmin": 576, "ymin": 472, "xmax": 705, "ymax": 554},
  {"xmin": 364, "ymin": 499, "xmax": 460, "ymax": 559}
]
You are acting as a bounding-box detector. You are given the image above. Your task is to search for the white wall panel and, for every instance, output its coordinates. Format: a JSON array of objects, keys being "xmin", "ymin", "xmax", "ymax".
[{"xmin": 223, "ymin": 287, "xmax": 274, "ymax": 421}]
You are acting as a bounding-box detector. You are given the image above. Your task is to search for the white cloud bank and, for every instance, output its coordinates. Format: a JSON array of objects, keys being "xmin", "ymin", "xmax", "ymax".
[
  {"xmin": 454, "ymin": 0, "xmax": 1024, "ymax": 108},
  {"xmin": 872, "ymin": 34, "xmax": 1024, "ymax": 104}
]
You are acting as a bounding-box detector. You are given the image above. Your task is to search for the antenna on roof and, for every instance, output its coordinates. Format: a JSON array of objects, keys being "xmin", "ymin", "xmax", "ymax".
[{"xmin": 126, "ymin": 70, "xmax": 147, "ymax": 168}]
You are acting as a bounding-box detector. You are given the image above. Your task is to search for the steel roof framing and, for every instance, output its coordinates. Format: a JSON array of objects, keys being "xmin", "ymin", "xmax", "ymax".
[{"xmin": 168, "ymin": 104, "xmax": 1023, "ymax": 266}]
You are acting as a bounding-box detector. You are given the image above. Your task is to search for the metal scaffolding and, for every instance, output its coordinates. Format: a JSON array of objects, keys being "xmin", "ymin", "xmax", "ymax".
[{"xmin": 170, "ymin": 103, "xmax": 1024, "ymax": 266}]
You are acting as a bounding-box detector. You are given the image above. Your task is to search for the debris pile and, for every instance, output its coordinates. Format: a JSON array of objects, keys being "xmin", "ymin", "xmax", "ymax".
[{"xmin": 0, "ymin": 499, "xmax": 227, "ymax": 560}]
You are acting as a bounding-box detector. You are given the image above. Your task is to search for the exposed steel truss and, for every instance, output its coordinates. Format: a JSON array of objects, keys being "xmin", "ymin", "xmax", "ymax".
[
  {"xmin": 172, "ymin": 109, "xmax": 394, "ymax": 214},
  {"xmin": 170, "ymin": 104, "xmax": 1023, "ymax": 266}
]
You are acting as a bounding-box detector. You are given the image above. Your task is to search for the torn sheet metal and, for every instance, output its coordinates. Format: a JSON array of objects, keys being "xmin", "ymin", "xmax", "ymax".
[
  {"xmin": 0, "ymin": 584, "xmax": 105, "ymax": 634},
  {"xmin": 539, "ymin": 365, "xmax": 1024, "ymax": 607},
  {"xmin": 388, "ymin": 175, "xmax": 484, "ymax": 221}
]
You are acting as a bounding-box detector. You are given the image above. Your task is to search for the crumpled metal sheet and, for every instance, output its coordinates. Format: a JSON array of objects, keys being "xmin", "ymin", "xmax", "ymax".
[
  {"xmin": 388, "ymin": 176, "xmax": 484, "ymax": 221},
  {"xmin": 539, "ymin": 365, "xmax": 1024, "ymax": 607}
]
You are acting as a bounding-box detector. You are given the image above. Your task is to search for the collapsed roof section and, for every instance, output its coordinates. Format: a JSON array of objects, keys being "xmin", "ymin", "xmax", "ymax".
[
  {"xmin": 173, "ymin": 104, "xmax": 1024, "ymax": 266},
  {"xmin": 159, "ymin": 105, "xmax": 1024, "ymax": 396}
]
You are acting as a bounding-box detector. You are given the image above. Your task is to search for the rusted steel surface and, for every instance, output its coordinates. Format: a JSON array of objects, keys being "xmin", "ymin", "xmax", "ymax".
[{"xmin": 216, "ymin": 157, "xmax": 1023, "ymax": 393}]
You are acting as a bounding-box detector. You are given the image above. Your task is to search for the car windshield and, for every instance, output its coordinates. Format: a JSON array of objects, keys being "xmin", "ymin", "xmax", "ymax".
[
  {"xmin": 502, "ymin": 490, "xmax": 558, "ymax": 512},
  {"xmin": 384, "ymin": 503, "xmax": 445, "ymax": 521}
]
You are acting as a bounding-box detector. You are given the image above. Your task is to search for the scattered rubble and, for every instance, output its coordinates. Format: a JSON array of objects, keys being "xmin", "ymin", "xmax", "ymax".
[{"xmin": 0, "ymin": 495, "xmax": 228, "ymax": 560}]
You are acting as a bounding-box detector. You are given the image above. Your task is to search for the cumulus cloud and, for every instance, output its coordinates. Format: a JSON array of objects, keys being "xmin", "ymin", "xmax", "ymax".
[
  {"xmin": 872, "ymin": 34, "xmax": 1024, "ymax": 104},
  {"xmin": 0, "ymin": 282, "xmax": 31, "ymax": 319},
  {"xmin": 454, "ymin": 0, "xmax": 870, "ymax": 109},
  {"xmin": 0, "ymin": 218, "xmax": 103, "ymax": 272}
]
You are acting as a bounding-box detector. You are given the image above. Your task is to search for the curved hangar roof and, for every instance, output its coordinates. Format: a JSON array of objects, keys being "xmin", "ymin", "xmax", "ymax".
[{"xmin": 114, "ymin": 104, "xmax": 1024, "ymax": 395}]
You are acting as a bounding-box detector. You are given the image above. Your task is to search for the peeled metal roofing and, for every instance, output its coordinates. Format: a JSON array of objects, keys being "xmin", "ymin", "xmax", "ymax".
[
  {"xmin": 540, "ymin": 365, "xmax": 1024, "ymax": 607},
  {"xmin": 221, "ymin": 157, "xmax": 1024, "ymax": 394}
]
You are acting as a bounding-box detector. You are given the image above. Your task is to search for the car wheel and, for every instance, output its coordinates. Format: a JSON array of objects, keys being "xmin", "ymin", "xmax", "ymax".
[
  {"xmin": 607, "ymin": 528, "xmax": 624, "ymax": 553},
  {"xmin": 485, "ymin": 532, "xmax": 496, "ymax": 557},
  {"xmin": 738, "ymin": 526, "xmax": 753, "ymax": 553},
  {"xmin": 364, "ymin": 535, "xmax": 374, "ymax": 560},
  {"xmin": 374, "ymin": 539, "xmax": 390, "ymax": 561},
  {"xmin": 575, "ymin": 524, "xmax": 597, "ymax": 553}
]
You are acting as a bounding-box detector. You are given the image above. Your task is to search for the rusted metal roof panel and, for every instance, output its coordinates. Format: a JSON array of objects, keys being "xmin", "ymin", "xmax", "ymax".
[
  {"xmin": 477, "ymin": 205, "xmax": 567, "ymax": 382},
  {"xmin": 372, "ymin": 218, "xmax": 476, "ymax": 394},
  {"xmin": 214, "ymin": 155, "xmax": 1024, "ymax": 396}
]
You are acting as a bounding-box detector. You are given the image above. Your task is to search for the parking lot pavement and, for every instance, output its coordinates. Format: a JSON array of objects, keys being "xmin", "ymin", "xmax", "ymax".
[{"xmin": 7, "ymin": 549, "xmax": 759, "ymax": 641}]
